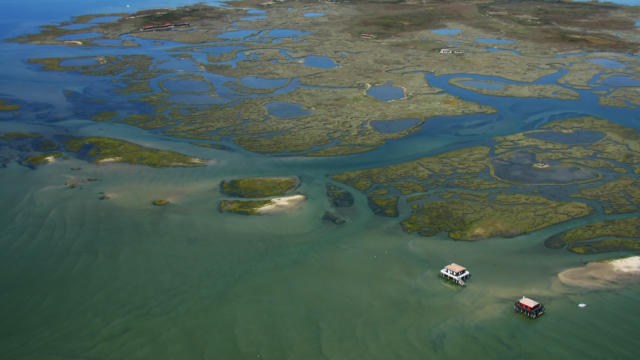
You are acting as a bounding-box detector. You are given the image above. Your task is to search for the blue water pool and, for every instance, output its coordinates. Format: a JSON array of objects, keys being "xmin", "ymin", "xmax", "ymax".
[
  {"xmin": 268, "ymin": 29, "xmax": 310, "ymax": 37},
  {"xmin": 432, "ymin": 28, "xmax": 461, "ymax": 35},
  {"xmin": 527, "ymin": 130, "xmax": 605, "ymax": 144},
  {"xmin": 265, "ymin": 102, "xmax": 312, "ymax": 118},
  {"xmin": 60, "ymin": 58, "xmax": 99, "ymax": 66},
  {"xmin": 241, "ymin": 76, "xmax": 288, "ymax": 89},
  {"xmin": 304, "ymin": 13, "xmax": 325, "ymax": 18},
  {"xmin": 217, "ymin": 30, "xmax": 257, "ymax": 39},
  {"xmin": 303, "ymin": 55, "xmax": 338, "ymax": 68},
  {"xmin": 589, "ymin": 58, "xmax": 626, "ymax": 68},
  {"xmin": 603, "ymin": 76, "xmax": 640, "ymax": 87},
  {"xmin": 367, "ymin": 85, "xmax": 405, "ymax": 101}
]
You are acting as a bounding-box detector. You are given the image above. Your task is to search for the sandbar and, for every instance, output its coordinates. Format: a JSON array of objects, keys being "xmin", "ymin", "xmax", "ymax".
[
  {"xmin": 558, "ymin": 256, "xmax": 640, "ymax": 289},
  {"xmin": 257, "ymin": 194, "xmax": 306, "ymax": 214}
]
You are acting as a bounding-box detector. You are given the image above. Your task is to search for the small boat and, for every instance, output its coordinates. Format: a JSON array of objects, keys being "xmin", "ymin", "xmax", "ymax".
[
  {"xmin": 578, "ymin": 303, "xmax": 587, "ymax": 308},
  {"xmin": 514, "ymin": 296, "xmax": 545, "ymax": 319}
]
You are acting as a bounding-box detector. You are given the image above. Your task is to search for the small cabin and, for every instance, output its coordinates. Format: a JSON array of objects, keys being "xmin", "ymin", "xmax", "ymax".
[
  {"xmin": 514, "ymin": 296, "xmax": 545, "ymax": 319},
  {"xmin": 440, "ymin": 263, "xmax": 470, "ymax": 286},
  {"xmin": 440, "ymin": 48, "xmax": 453, "ymax": 54}
]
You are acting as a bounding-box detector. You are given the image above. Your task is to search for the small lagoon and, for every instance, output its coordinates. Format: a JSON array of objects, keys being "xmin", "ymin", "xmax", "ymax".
[
  {"xmin": 240, "ymin": 76, "xmax": 288, "ymax": 89},
  {"xmin": 432, "ymin": 28, "xmax": 461, "ymax": 35},
  {"xmin": 527, "ymin": 130, "xmax": 605, "ymax": 144},
  {"xmin": 589, "ymin": 58, "xmax": 626, "ymax": 68},
  {"xmin": 217, "ymin": 30, "xmax": 258, "ymax": 39},
  {"xmin": 60, "ymin": 58, "xmax": 99, "ymax": 66},
  {"xmin": 602, "ymin": 76, "xmax": 640, "ymax": 87},
  {"xmin": 265, "ymin": 102, "xmax": 312, "ymax": 118},
  {"xmin": 367, "ymin": 84, "xmax": 405, "ymax": 101},
  {"xmin": 303, "ymin": 55, "xmax": 338, "ymax": 68}
]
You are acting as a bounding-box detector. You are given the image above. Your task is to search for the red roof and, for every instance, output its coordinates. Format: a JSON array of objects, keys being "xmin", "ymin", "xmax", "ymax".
[{"xmin": 518, "ymin": 297, "xmax": 540, "ymax": 308}]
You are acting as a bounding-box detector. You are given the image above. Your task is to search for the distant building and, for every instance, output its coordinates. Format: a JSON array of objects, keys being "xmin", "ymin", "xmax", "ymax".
[{"xmin": 440, "ymin": 48, "xmax": 464, "ymax": 54}]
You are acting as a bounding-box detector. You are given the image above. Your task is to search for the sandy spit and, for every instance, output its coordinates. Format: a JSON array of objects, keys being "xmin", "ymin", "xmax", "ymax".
[
  {"xmin": 558, "ymin": 256, "xmax": 640, "ymax": 289},
  {"xmin": 257, "ymin": 194, "xmax": 306, "ymax": 214}
]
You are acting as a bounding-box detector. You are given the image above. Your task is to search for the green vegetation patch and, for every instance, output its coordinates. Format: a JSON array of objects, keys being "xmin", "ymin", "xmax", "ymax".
[
  {"xmin": 326, "ymin": 184, "xmax": 354, "ymax": 207},
  {"xmin": 573, "ymin": 177, "xmax": 640, "ymax": 214},
  {"xmin": 219, "ymin": 199, "xmax": 272, "ymax": 215},
  {"xmin": 92, "ymin": 111, "xmax": 118, "ymax": 122},
  {"xmin": 220, "ymin": 177, "xmax": 298, "ymax": 198},
  {"xmin": 22, "ymin": 152, "xmax": 62, "ymax": 166},
  {"xmin": 402, "ymin": 194, "xmax": 592, "ymax": 240},
  {"xmin": 545, "ymin": 217, "xmax": 640, "ymax": 254},
  {"xmin": 367, "ymin": 196, "xmax": 399, "ymax": 217},
  {"xmin": 1, "ymin": 132, "xmax": 42, "ymax": 141},
  {"xmin": 0, "ymin": 100, "xmax": 20, "ymax": 111},
  {"xmin": 65, "ymin": 136, "xmax": 206, "ymax": 167}
]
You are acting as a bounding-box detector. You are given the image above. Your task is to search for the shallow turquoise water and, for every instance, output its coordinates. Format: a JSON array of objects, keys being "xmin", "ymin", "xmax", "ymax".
[{"xmin": 1, "ymin": 1, "xmax": 640, "ymax": 359}]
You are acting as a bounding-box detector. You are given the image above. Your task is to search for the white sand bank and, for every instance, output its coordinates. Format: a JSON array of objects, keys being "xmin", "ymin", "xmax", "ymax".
[
  {"xmin": 257, "ymin": 194, "xmax": 306, "ymax": 214},
  {"xmin": 558, "ymin": 256, "xmax": 640, "ymax": 289}
]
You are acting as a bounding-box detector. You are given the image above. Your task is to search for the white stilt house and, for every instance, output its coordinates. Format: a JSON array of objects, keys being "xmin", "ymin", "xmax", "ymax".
[{"xmin": 440, "ymin": 263, "xmax": 470, "ymax": 286}]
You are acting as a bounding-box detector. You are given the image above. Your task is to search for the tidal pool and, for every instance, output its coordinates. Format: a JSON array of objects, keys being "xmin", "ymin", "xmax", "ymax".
[
  {"xmin": 265, "ymin": 102, "xmax": 312, "ymax": 118},
  {"xmin": 492, "ymin": 151, "xmax": 599, "ymax": 185},
  {"xmin": 240, "ymin": 76, "xmax": 288, "ymax": 89},
  {"xmin": 217, "ymin": 30, "xmax": 258, "ymax": 39},
  {"xmin": 60, "ymin": 58, "xmax": 99, "ymax": 66},
  {"xmin": 303, "ymin": 55, "xmax": 338, "ymax": 68},
  {"xmin": 602, "ymin": 76, "xmax": 640, "ymax": 87},
  {"xmin": 526, "ymin": 130, "xmax": 605, "ymax": 144},
  {"xmin": 367, "ymin": 85, "xmax": 405, "ymax": 101},
  {"xmin": 268, "ymin": 29, "xmax": 310, "ymax": 37},
  {"xmin": 589, "ymin": 58, "xmax": 626, "ymax": 68},
  {"xmin": 431, "ymin": 28, "xmax": 461, "ymax": 35},
  {"xmin": 371, "ymin": 118, "xmax": 421, "ymax": 133}
]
